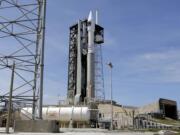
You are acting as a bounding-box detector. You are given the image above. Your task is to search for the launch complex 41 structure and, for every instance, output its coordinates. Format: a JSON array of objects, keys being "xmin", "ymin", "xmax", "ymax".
[
  {"xmin": 14, "ymin": 11, "xmax": 105, "ymax": 129},
  {"xmin": 67, "ymin": 11, "xmax": 104, "ymax": 105},
  {"xmin": 0, "ymin": 1, "xmax": 179, "ymax": 131}
]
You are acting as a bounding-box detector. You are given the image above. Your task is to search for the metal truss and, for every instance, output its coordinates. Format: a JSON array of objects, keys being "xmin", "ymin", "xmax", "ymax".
[
  {"xmin": 67, "ymin": 25, "xmax": 78, "ymax": 104},
  {"xmin": 0, "ymin": 0, "xmax": 46, "ymax": 119},
  {"xmin": 94, "ymin": 44, "xmax": 105, "ymax": 101},
  {"xmin": 67, "ymin": 19, "xmax": 105, "ymax": 104}
]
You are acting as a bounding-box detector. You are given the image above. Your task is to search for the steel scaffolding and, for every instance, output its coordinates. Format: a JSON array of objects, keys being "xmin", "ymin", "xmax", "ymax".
[
  {"xmin": 0, "ymin": 0, "xmax": 46, "ymax": 119},
  {"xmin": 94, "ymin": 44, "xmax": 105, "ymax": 101},
  {"xmin": 67, "ymin": 17, "xmax": 104, "ymax": 104}
]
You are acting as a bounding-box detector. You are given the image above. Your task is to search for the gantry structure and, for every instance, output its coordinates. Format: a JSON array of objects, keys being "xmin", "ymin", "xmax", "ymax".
[
  {"xmin": 0, "ymin": 0, "xmax": 46, "ymax": 119},
  {"xmin": 67, "ymin": 12, "xmax": 105, "ymax": 105}
]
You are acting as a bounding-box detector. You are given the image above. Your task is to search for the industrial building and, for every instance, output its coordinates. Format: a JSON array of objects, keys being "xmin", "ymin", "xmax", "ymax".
[
  {"xmin": 14, "ymin": 100, "xmax": 135, "ymax": 129},
  {"xmin": 137, "ymin": 98, "xmax": 178, "ymax": 120},
  {"xmin": 98, "ymin": 100, "xmax": 134, "ymax": 129}
]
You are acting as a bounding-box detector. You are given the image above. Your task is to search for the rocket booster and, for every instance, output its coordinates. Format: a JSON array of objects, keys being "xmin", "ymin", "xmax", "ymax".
[{"xmin": 87, "ymin": 11, "xmax": 95, "ymax": 99}]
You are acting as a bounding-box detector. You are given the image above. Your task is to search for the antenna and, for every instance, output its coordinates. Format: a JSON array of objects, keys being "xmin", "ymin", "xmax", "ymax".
[{"xmin": 96, "ymin": 10, "xmax": 99, "ymax": 24}]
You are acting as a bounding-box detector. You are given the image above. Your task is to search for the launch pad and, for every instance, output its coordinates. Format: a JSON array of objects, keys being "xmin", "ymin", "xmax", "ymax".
[
  {"xmin": 64, "ymin": 11, "xmax": 104, "ymax": 128},
  {"xmin": 12, "ymin": 11, "xmax": 105, "ymax": 131},
  {"xmin": 0, "ymin": 0, "xmax": 179, "ymax": 134},
  {"xmin": 0, "ymin": 7, "xmax": 105, "ymax": 132}
]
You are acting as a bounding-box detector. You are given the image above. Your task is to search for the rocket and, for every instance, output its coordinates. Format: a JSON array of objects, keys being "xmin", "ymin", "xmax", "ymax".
[{"xmin": 87, "ymin": 11, "xmax": 95, "ymax": 100}]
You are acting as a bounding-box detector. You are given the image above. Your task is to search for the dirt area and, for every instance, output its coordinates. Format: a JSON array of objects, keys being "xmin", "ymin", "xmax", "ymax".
[{"xmin": 0, "ymin": 127, "xmax": 155, "ymax": 135}]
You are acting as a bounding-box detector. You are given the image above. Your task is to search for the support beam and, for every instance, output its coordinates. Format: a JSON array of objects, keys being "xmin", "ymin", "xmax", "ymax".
[
  {"xmin": 39, "ymin": 0, "xmax": 47, "ymax": 119},
  {"xmin": 6, "ymin": 62, "xmax": 15, "ymax": 134}
]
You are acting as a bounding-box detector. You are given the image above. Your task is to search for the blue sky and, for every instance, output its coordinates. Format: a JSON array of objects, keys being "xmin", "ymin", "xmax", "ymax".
[
  {"xmin": 43, "ymin": 0, "xmax": 180, "ymax": 107},
  {"xmin": 1, "ymin": 0, "xmax": 180, "ymax": 108}
]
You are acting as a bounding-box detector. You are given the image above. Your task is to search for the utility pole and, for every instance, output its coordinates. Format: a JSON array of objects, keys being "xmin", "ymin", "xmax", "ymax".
[
  {"xmin": 6, "ymin": 62, "xmax": 15, "ymax": 133},
  {"xmin": 132, "ymin": 110, "xmax": 135, "ymax": 129},
  {"xmin": 107, "ymin": 62, "xmax": 113, "ymax": 130}
]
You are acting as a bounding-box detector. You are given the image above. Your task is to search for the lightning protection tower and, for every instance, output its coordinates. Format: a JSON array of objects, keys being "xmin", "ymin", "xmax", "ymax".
[{"xmin": 0, "ymin": 0, "xmax": 46, "ymax": 119}]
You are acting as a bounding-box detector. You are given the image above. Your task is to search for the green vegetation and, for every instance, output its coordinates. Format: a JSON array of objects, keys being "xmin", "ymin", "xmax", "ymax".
[{"xmin": 154, "ymin": 118, "xmax": 180, "ymax": 126}]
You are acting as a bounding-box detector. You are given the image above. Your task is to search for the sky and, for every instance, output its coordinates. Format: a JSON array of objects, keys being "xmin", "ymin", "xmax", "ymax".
[{"xmin": 1, "ymin": 0, "xmax": 180, "ymax": 108}]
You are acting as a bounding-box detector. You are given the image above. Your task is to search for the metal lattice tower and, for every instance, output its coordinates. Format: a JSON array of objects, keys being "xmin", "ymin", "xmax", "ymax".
[
  {"xmin": 67, "ymin": 20, "xmax": 88, "ymax": 104},
  {"xmin": 67, "ymin": 24, "xmax": 78, "ymax": 104},
  {"xmin": 67, "ymin": 15, "xmax": 104, "ymax": 104},
  {"xmin": 0, "ymin": 0, "xmax": 46, "ymax": 119},
  {"xmin": 94, "ymin": 44, "xmax": 105, "ymax": 101}
]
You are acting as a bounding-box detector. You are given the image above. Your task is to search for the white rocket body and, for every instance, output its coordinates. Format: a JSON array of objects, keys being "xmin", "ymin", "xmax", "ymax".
[{"xmin": 87, "ymin": 11, "xmax": 95, "ymax": 99}]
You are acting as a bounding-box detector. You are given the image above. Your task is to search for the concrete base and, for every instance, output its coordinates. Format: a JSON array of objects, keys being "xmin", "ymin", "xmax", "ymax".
[{"xmin": 14, "ymin": 120, "xmax": 59, "ymax": 133}]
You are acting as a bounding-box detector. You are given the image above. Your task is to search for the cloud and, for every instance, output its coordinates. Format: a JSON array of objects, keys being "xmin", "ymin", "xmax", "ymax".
[{"xmin": 120, "ymin": 49, "xmax": 180, "ymax": 83}]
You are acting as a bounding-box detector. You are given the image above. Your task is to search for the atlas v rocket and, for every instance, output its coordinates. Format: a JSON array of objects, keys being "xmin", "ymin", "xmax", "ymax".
[
  {"xmin": 87, "ymin": 11, "xmax": 95, "ymax": 99},
  {"xmin": 67, "ymin": 11, "xmax": 104, "ymax": 105}
]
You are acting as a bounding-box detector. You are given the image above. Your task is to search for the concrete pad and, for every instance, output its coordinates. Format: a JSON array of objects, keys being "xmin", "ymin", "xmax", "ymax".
[
  {"xmin": 0, "ymin": 127, "xmax": 156, "ymax": 135},
  {"xmin": 14, "ymin": 120, "xmax": 59, "ymax": 133},
  {"xmin": 157, "ymin": 130, "xmax": 178, "ymax": 135}
]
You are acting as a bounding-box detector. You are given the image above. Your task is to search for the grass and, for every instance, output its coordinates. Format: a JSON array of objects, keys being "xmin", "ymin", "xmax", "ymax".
[{"xmin": 154, "ymin": 118, "xmax": 180, "ymax": 127}]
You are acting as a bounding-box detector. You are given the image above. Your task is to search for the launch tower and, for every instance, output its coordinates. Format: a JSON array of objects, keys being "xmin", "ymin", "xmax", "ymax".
[{"xmin": 67, "ymin": 11, "xmax": 104, "ymax": 105}]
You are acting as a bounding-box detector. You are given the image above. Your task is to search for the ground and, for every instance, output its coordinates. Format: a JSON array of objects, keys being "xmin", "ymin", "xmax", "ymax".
[
  {"xmin": 1, "ymin": 127, "xmax": 180, "ymax": 135},
  {"xmin": 0, "ymin": 132, "xmax": 155, "ymax": 135},
  {"xmin": 0, "ymin": 128, "xmax": 155, "ymax": 135}
]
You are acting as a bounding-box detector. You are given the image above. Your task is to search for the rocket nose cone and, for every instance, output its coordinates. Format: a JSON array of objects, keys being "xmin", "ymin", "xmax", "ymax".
[{"xmin": 88, "ymin": 11, "xmax": 93, "ymax": 22}]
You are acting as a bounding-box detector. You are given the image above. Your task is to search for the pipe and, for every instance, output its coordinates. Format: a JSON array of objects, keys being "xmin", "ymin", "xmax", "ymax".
[{"xmin": 20, "ymin": 107, "xmax": 90, "ymax": 122}]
